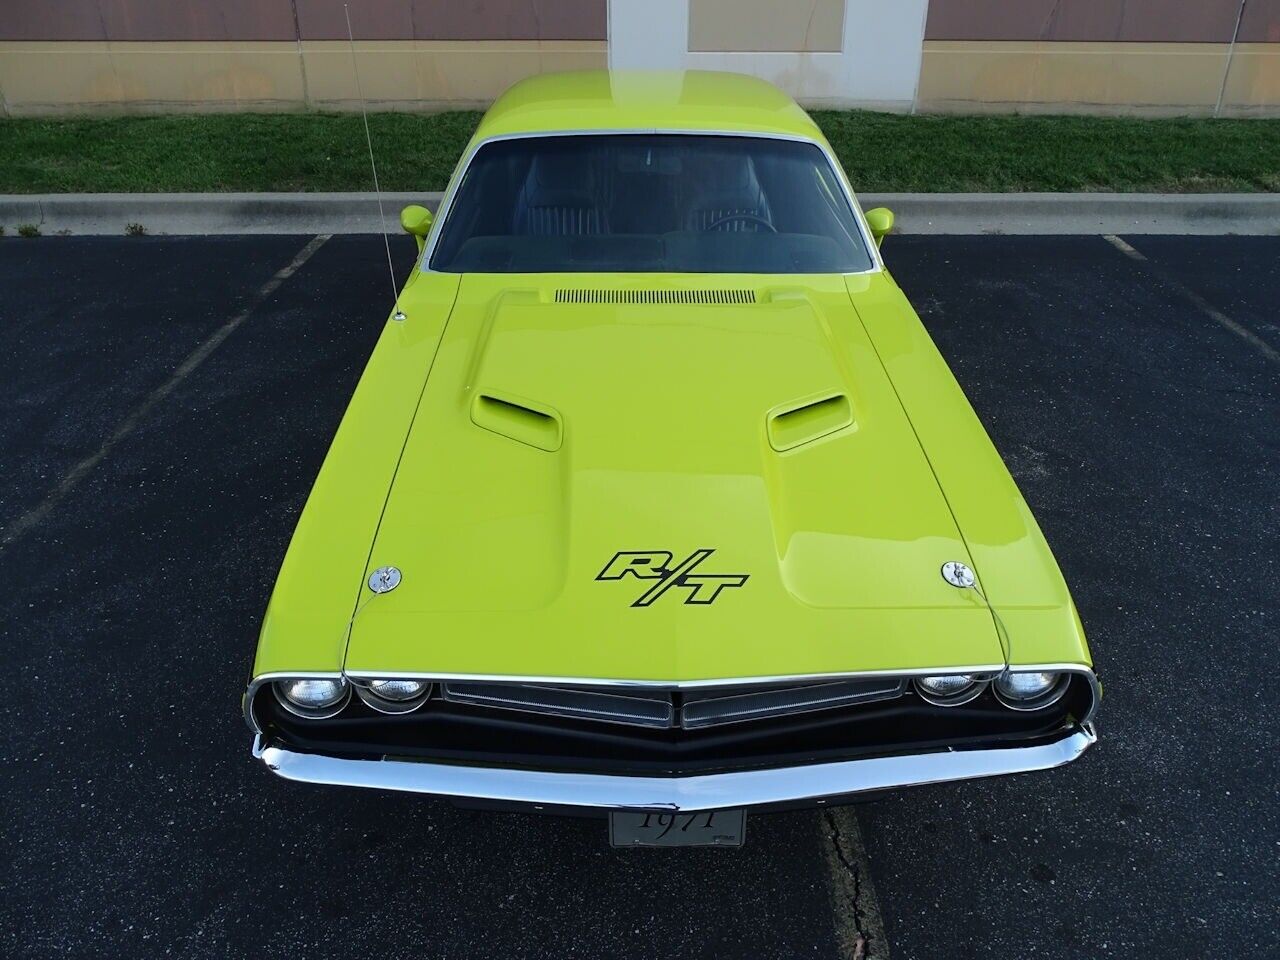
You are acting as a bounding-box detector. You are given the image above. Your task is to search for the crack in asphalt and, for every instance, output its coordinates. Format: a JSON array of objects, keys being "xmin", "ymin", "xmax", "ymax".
[{"xmin": 823, "ymin": 808, "xmax": 889, "ymax": 960}]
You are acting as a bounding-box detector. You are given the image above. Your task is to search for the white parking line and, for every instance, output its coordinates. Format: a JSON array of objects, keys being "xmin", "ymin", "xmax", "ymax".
[
  {"xmin": 1102, "ymin": 234, "xmax": 1144, "ymax": 261},
  {"xmin": 1103, "ymin": 234, "xmax": 1280, "ymax": 365},
  {"xmin": 822, "ymin": 807, "xmax": 890, "ymax": 959},
  {"xmin": 0, "ymin": 234, "xmax": 331, "ymax": 550}
]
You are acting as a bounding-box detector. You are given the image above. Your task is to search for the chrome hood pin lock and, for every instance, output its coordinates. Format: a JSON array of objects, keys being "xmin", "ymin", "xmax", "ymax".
[
  {"xmin": 941, "ymin": 561, "xmax": 976, "ymax": 589},
  {"xmin": 368, "ymin": 566, "xmax": 402, "ymax": 594}
]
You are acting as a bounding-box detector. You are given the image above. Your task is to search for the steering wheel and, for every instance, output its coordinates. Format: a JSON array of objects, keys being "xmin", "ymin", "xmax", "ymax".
[{"xmin": 704, "ymin": 213, "xmax": 778, "ymax": 233}]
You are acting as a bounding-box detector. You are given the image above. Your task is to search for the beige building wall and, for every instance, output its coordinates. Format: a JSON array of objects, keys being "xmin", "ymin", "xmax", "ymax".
[
  {"xmin": 916, "ymin": 40, "xmax": 1280, "ymax": 116},
  {"xmin": 688, "ymin": 0, "xmax": 846, "ymax": 53},
  {"xmin": 0, "ymin": 40, "xmax": 606, "ymax": 115},
  {"xmin": 0, "ymin": 42, "xmax": 306, "ymax": 114},
  {"xmin": 301, "ymin": 41, "xmax": 606, "ymax": 111},
  {"xmin": 0, "ymin": 1, "xmax": 1276, "ymax": 116},
  {"xmin": 1221, "ymin": 44, "xmax": 1280, "ymax": 115}
]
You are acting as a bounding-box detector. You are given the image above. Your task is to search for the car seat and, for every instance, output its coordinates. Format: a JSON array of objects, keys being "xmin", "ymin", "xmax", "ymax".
[{"xmin": 512, "ymin": 152, "xmax": 608, "ymax": 235}]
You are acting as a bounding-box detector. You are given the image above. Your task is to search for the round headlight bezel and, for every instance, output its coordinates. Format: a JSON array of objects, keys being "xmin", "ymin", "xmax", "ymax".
[
  {"xmin": 913, "ymin": 673, "xmax": 990, "ymax": 707},
  {"xmin": 354, "ymin": 678, "xmax": 432, "ymax": 715},
  {"xmin": 992, "ymin": 670, "xmax": 1069, "ymax": 711},
  {"xmin": 273, "ymin": 677, "xmax": 351, "ymax": 720}
]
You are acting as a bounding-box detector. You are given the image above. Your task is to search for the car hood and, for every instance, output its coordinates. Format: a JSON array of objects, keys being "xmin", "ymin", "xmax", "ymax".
[{"xmin": 343, "ymin": 275, "xmax": 1004, "ymax": 681}]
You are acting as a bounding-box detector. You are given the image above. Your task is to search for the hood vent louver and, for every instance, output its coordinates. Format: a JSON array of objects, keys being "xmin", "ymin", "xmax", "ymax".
[
  {"xmin": 768, "ymin": 393, "xmax": 854, "ymax": 452},
  {"xmin": 554, "ymin": 289, "xmax": 756, "ymax": 305},
  {"xmin": 471, "ymin": 393, "xmax": 563, "ymax": 452}
]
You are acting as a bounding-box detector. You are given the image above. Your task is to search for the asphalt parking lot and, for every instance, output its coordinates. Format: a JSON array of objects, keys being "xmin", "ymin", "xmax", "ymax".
[{"xmin": 1, "ymin": 231, "xmax": 1276, "ymax": 959}]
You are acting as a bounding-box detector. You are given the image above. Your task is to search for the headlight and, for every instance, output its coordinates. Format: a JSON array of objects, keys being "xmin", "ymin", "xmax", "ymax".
[
  {"xmin": 913, "ymin": 673, "xmax": 988, "ymax": 707},
  {"xmin": 273, "ymin": 677, "xmax": 350, "ymax": 719},
  {"xmin": 355, "ymin": 678, "xmax": 432, "ymax": 714},
  {"xmin": 993, "ymin": 671, "xmax": 1068, "ymax": 710},
  {"xmin": 370, "ymin": 679, "xmax": 427, "ymax": 701}
]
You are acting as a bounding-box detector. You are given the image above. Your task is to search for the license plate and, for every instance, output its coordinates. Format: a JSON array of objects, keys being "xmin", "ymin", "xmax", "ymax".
[{"xmin": 609, "ymin": 809, "xmax": 746, "ymax": 847}]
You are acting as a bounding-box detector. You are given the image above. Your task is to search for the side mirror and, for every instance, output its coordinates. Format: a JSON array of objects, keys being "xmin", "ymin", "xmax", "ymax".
[
  {"xmin": 400, "ymin": 204, "xmax": 434, "ymax": 253},
  {"xmin": 864, "ymin": 207, "xmax": 894, "ymax": 247}
]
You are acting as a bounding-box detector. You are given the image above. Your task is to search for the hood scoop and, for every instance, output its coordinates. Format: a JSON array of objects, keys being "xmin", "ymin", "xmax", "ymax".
[
  {"xmin": 767, "ymin": 392, "xmax": 854, "ymax": 452},
  {"xmin": 471, "ymin": 392, "xmax": 563, "ymax": 452},
  {"xmin": 555, "ymin": 288, "xmax": 756, "ymax": 305}
]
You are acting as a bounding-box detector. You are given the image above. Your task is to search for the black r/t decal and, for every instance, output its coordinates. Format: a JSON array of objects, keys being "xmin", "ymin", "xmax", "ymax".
[
  {"xmin": 596, "ymin": 551, "xmax": 674, "ymax": 581},
  {"xmin": 596, "ymin": 549, "xmax": 748, "ymax": 607}
]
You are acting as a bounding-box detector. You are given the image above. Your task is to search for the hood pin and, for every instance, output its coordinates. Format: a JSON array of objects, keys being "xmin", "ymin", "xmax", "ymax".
[
  {"xmin": 941, "ymin": 561, "xmax": 976, "ymax": 589},
  {"xmin": 368, "ymin": 566, "xmax": 402, "ymax": 594}
]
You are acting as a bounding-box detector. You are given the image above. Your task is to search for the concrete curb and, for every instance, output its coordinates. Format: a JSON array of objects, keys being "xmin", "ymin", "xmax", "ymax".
[
  {"xmin": 2, "ymin": 191, "xmax": 1278, "ymax": 237},
  {"xmin": 871, "ymin": 192, "xmax": 1280, "ymax": 236},
  {"xmin": 0, "ymin": 192, "xmax": 440, "ymax": 238}
]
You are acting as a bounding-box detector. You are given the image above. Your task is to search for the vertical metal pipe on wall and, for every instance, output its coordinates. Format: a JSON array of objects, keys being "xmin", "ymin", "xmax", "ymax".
[
  {"xmin": 1215, "ymin": 0, "xmax": 1249, "ymax": 116},
  {"xmin": 289, "ymin": 0, "xmax": 311, "ymax": 109}
]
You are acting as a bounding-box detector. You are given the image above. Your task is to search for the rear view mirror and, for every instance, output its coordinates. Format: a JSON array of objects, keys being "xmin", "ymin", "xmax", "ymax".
[
  {"xmin": 400, "ymin": 204, "xmax": 434, "ymax": 253},
  {"xmin": 864, "ymin": 207, "xmax": 894, "ymax": 247}
]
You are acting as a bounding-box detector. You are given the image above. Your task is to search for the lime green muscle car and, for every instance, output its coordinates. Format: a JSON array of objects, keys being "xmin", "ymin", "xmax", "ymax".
[{"xmin": 244, "ymin": 70, "xmax": 1098, "ymax": 843}]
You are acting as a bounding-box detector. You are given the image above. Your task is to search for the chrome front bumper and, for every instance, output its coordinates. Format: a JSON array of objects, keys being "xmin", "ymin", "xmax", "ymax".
[{"xmin": 253, "ymin": 722, "xmax": 1096, "ymax": 813}]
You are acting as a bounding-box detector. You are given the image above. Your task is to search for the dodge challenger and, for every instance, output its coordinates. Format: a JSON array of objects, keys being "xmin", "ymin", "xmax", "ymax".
[{"xmin": 244, "ymin": 70, "xmax": 1099, "ymax": 847}]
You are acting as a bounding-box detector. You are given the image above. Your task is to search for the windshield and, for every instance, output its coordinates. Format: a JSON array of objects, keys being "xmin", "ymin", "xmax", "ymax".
[{"xmin": 428, "ymin": 134, "xmax": 874, "ymax": 274}]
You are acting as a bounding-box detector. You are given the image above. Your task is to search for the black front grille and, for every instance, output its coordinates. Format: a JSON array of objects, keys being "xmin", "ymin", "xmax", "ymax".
[
  {"xmin": 254, "ymin": 675, "xmax": 1092, "ymax": 778},
  {"xmin": 441, "ymin": 682, "xmax": 675, "ymax": 728},
  {"xmin": 439, "ymin": 677, "xmax": 906, "ymax": 730},
  {"xmin": 680, "ymin": 678, "xmax": 907, "ymax": 729}
]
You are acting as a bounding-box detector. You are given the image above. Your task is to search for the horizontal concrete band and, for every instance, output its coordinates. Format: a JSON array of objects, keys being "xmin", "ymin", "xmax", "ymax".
[
  {"xmin": 2, "ymin": 192, "xmax": 1278, "ymax": 237},
  {"xmin": 2, "ymin": 37, "xmax": 1277, "ymax": 116},
  {"xmin": 918, "ymin": 41, "xmax": 1280, "ymax": 117},
  {"xmin": 0, "ymin": 40, "xmax": 608, "ymax": 116}
]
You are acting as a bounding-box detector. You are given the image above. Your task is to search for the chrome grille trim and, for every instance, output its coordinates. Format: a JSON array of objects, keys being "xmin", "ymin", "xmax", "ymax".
[
  {"xmin": 680, "ymin": 678, "xmax": 908, "ymax": 729},
  {"xmin": 441, "ymin": 682, "xmax": 675, "ymax": 728},
  {"xmin": 437, "ymin": 677, "xmax": 908, "ymax": 730}
]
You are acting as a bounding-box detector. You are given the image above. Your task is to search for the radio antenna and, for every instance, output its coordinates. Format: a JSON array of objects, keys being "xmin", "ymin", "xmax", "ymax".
[{"xmin": 344, "ymin": 4, "xmax": 404, "ymax": 319}]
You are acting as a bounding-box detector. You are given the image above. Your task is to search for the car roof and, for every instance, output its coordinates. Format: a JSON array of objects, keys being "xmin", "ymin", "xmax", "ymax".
[{"xmin": 471, "ymin": 70, "xmax": 826, "ymax": 144}]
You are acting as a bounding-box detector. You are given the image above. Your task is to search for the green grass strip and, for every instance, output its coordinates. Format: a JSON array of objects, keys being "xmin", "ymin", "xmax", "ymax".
[{"xmin": 1, "ymin": 111, "xmax": 1276, "ymax": 194}]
